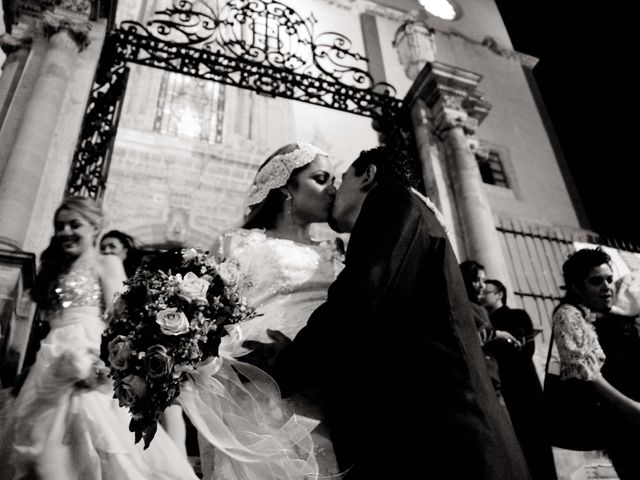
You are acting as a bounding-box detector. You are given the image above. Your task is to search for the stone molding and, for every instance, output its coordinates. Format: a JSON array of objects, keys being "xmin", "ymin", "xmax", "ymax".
[
  {"xmin": 41, "ymin": 9, "xmax": 91, "ymax": 50},
  {"xmin": 56, "ymin": 0, "xmax": 92, "ymax": 18},
  {"xmin": 479, "ymin": 34, "xmax": 539, "ymax": 69},
  {"xmin": 314, "ymin": 0, "xmax": 356, "ymax": 10},
  {"xmin": 360, "ymin": 1, "xmax": 538, "ymax": 69},
  {"xmin": 17, "ymin": 0, "xmax": 91, "ymax": 19},
  {"xmin": 360, "ymin": 0, "xmax": 406, "ymax": 22},
  {"xmin": 0, "ymin": 22, "xmax": 33, "ymax": 54}
]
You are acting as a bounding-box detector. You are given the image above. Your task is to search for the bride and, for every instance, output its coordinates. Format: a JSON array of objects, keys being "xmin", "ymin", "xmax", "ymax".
[
  {"xmin": 201, "ymin": 142, "xmax": 344, "ymax": 479},
  {"xmin": 0, "ymin": 196, "xmax": 198, "ymax": 479}
]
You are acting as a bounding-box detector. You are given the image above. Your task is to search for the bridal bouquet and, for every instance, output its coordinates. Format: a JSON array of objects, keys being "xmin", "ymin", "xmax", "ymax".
[{"xmin": 102, "ymin": 248, "xmax": 256, "ymax": 447}]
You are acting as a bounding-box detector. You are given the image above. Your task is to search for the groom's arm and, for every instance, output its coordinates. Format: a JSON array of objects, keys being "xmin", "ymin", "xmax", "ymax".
[{"xmin": 273, "ymin": 183, "xmax": 426, "ymax": 395}]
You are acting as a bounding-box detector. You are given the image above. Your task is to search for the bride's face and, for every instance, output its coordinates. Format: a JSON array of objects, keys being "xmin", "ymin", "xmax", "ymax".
[{"xmin": 287, "ymin": 155, "xmax": 336, "ymax": 223}]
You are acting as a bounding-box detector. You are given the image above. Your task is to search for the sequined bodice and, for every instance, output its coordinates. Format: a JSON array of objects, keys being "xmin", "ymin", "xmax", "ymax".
[{"xmin": 54, "ymin": 267, "xmax": 103, "ymax": 310}]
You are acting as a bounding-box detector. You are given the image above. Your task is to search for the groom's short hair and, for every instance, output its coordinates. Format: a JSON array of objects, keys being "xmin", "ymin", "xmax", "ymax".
[{"xmin": 352, "ymin": 146, "xmax": 421, "ymax": 190}]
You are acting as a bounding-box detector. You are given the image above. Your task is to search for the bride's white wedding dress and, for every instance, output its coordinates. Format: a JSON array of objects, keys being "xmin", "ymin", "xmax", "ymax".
[
  {"xmin": 201, "ymin": 228, "xmax": 344, "ymax": 479},
  {"xmin": 0, "ymin": 267, "xmax": 198, "ymax": 480}
]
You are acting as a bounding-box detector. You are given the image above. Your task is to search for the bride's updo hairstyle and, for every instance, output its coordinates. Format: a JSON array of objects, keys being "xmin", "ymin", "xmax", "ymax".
[
  {"xmin": 32, "ymin": 196, "xmax": 104, "ymax": 311},
  {"xmin": 242, "ymin": 142, "xmax": 328, "ymax": 230}
]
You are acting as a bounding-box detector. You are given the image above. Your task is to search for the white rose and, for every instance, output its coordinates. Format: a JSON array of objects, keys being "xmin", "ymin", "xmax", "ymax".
[
  {"xmin": 156, "ymin": 307, "xmax": 190, "ymax": 335},
  {"xmin": 183, "ymin": 248, "xmax": 199, "ymax": 262},
  {"xmin": 178, "ymin": 272, "xmax": 210, "ymax": 303},
  {"xmin": 112, "ymin": 292, "xmax": 127, "ymax": 316}
]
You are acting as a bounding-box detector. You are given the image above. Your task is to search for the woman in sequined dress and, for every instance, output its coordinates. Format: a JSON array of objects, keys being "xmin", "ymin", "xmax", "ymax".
[
  {"xmin": 199, "ymin": 143, "xmax": 343, "ymax": 479},
  {"xmin": 0, "ymin": 196, "xmax": 198, "ymax": 480}
]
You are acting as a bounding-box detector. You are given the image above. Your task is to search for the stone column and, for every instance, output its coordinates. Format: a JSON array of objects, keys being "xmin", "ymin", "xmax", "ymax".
[
  {"xmin": 0, "ymin": 24, "xmax": 33, "ymax": 186},
  {"xmin": 0, "ymin": 10, "xmax": 90, "ymax": 248},
  {"xmin": 406, "ymin": 62, "xmax": 511, "ymax": 284}
]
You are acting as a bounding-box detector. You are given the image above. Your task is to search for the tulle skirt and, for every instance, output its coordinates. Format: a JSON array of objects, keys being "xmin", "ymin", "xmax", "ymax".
[
  {"xmin": 0, "ymin": 307, "xmax": 198, "ymax": 480},
  {"xmin": 180, "ymin": 356, "xmax": 324, "ymax": 480}
]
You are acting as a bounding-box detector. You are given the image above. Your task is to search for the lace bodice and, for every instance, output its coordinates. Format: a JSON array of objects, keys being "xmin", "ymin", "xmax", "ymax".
[
  {"xmin": 54, "ymin": 268, "xmax": 103, "ymax": 311},
  {"xmin": 552, "ymin": 303, "xmax": 606, "ymax": 381},
  {"xmin": 216, "ymin": 229, "xmax": 343, "ymax": 307},
  {"xmin": 215, "ymin": 229, "xmax": 344, "ymax": 344}
]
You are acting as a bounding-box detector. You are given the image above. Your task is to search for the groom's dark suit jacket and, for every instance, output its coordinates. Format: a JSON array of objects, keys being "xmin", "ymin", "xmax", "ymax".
[{"xmin": 274, "ymin": 182, "xmax": 532, "ymax": 479}]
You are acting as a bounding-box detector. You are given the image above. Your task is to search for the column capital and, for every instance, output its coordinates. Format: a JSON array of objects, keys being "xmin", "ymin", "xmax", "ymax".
[
  {"xmin": 405, "ymin": 61, "xmax": 491, "ymax": 137},
  {"xmin": 41, "ymin": 9, "xmax": 92, "ymax": 50}
]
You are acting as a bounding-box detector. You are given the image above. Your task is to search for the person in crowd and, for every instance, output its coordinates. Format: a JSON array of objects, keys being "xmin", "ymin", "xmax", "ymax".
[
  {"xmin": 243, "ymin": 146, "xmax": 532, "ymax": 479},
  {"xmin": 100, "ymin": 229, "xmax": 143, "ymax": 277},
  {"xmin": 202, "ymin": 142, "xmax": 342, "ymax": 478},
  {"xmin": 0, "ymin": 196, "xmax": 197, "ymax": 479},
  {"xmin": 459, "ymin": 260, "xmax": 519, "ymax": 405},
  {"xmin": 100, "ymin": 228, "xmax": 188, "ymax": 457},
  {"xmin": 596, "ymin": 271, "xmax": 640, "ymax": 402},
  {"xmin": 553, "ymin": 248, "xmax": 640, "ymax": 479},
  {"xmin": 483, "ymin": 278, "xmax": 558, "ymax": 480}
]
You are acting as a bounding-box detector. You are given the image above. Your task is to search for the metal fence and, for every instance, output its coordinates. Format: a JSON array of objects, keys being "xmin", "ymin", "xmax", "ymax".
[{"xmin": 495, "ymin": 216, "xmax": 640, "ymax": 346}]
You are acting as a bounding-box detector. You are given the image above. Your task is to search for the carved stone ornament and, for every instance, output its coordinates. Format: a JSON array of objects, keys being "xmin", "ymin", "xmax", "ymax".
[
  {"xmin": 434, "ymin": 107, "xmax": 478, "ymax": 138},
  {"xmin": 411, "ymin": 62, "xmax": 491, "ymax": 137},
  {"xmin": 17, "ymin": 0, "xmax": 91, "ymax": 20},
  {"xmin": 42, "ymin": 9, "xmax": 92, "ymax": 50},
  {"xmin": 469, "ymin": 140, "xmax": 490, "ymax": 160},
  {"xmin": 393, "ymin": 18, "xmax": 436, "ymax": 81},
  {"xmin": 57, "ymin": 0, "xmax": 92, "ymax": 17},
  {"xmin": 0, "ymin": 23, "xmax": 33, "ymax": 55}
]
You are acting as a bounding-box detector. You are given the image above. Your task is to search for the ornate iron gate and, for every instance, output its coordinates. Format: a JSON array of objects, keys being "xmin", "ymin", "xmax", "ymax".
[{"xmin": 68, "ymin": 0, "xmax": 412, "ymax": 198}]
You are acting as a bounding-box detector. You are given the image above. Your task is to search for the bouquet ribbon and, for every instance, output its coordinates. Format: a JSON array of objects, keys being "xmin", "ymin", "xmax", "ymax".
[{"xmin": 179, "ymin": 355, "xmax": 320, "ymax": 479}]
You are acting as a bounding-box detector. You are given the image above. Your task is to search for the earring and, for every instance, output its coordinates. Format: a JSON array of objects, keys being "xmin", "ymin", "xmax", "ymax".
[{"xmin": 284, "ymin": 192, "xmax": 292, "ymax": 216}]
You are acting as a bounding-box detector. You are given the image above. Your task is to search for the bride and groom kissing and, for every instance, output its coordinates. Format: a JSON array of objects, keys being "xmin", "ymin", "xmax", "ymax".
[
  {"xmin": 0, "ymin": 140, "xmax": 533, "ymax": 480},
  {"xmin": 216, "ymin": 143, "xmax": 533, "ymax": 480}
]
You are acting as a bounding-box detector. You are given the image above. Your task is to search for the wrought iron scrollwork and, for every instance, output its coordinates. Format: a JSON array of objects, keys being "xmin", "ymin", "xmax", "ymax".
[
  {"xmin": 67, "ymin": 36, "xmax": 130, "ymax": 198},
  {"xmin": 68, "ymin": 0, "xmax": 417, "ymax": 198},
  {"xmin": 121, "ymin": 0, "xmax": 396, "ymax": 94}
]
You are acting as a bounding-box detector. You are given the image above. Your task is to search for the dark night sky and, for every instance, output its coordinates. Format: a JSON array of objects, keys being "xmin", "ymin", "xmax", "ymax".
[{"xmin": 494, "ymin": 2, "xmax": 636, "ymax": 243}]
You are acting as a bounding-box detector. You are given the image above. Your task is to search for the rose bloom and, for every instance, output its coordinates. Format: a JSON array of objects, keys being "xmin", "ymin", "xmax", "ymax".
[
  {"xmin": 178, "ymin": 272, "xmax": 210, "ymax": 303},
  {"xmin": 111, "ymin": 293, "xmax": 127, "ymax": 316},
  {"xmin": 115, "ymin": 374, "xmax": 147, "ymax": 408},
  {"xmin": 145, "ymin": 344, "xmax": 175, "ymax": 379},
  {"xmin": 107, "ymin": 335, "xmax": 132, "ymax": 370},
  {"xmin": 156, "ymin": 307, "xmax": 190, "ymax": 335},
  {"xmin": 183, "ymin": 248, "xmax": 199, "ymax": 262}
]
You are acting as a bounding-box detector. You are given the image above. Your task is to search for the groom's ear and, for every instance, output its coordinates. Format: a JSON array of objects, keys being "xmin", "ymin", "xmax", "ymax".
[{"xmin": 360, "ymin": 164, "xmax": 377, "ymax": 191}]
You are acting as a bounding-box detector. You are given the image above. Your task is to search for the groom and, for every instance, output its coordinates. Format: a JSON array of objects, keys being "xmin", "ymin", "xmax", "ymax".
[{"xmin": 244, "ymin": 147, "xmax": 532, "ymax": 479}]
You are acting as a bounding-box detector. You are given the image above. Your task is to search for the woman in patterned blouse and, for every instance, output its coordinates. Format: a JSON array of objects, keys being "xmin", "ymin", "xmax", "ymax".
[{"xmin": 553, "ymin": 248, "xmax": 640, "ymax": 479}]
